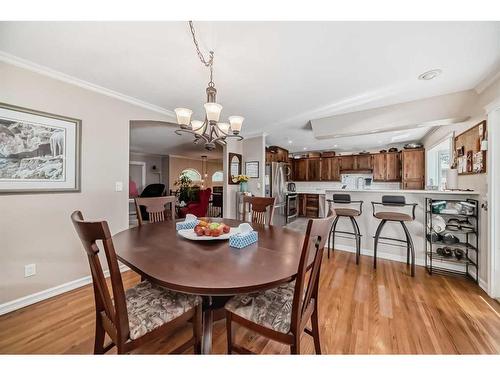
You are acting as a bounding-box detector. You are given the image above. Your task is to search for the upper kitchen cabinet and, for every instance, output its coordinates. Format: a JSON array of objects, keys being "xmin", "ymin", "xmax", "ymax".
[
  {"xmin": 321, "ymin": 157, "xmax": 340, "ymax": 181},
  {"xmin": 386, "ymin": 152, "xmax": 401, "ymax": 181},
  {"xmin": 372, "ymin": 152, "xmax": 401, "ymax": 181},
  {"xmin": 266, "ymin": 146, "xmax": 289, "ymax": 163},
  {"xmin": 354, "ymin": 154, "xmax": 372, "ymax": 170},
  {"xmin": 340, "ymin": 155, "xmax": 355, "ymax": 171},
  {"xmin": 372, "ymin": 153, "xmax": 386, "ymax": 181},
  {"xmin": 402, "ymin": 149, "xmax": 425, "ymax": 189},
  {"xmin": 293, "ymin": 158, "xmax": 308, "ymax": 181},
  {"xmin": 307, "ymin": 158, "xmax": 321, "ymax": 181}
]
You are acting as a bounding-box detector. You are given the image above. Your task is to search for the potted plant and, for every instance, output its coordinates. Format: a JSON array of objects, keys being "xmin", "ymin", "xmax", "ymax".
[
  {"xmin": 236, "ymin": 174, "xmax": 249, "ymax": 192},
  {"xmin": 174, "ymin": 172, "xmax": 193, "ymax": 204}
]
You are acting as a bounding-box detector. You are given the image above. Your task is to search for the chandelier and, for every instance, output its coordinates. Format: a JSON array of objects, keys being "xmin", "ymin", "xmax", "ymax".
[{"xmin": 174, "ymin": 21, "xmax": 244, "ymax": 151}]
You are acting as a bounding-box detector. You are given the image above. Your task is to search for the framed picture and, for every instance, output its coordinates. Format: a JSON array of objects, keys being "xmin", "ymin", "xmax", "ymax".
[
  {"xmin": 0, "ymin": 102, "xmax": 81, "ymax": 194},
  {"xmin": 245, "ymin": 161, "xmax": 259, "ymax": 178}
]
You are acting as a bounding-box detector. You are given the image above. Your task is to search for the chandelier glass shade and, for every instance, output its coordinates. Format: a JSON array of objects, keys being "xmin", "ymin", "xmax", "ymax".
[{"xmin": 174, "ymin": 21, "xmax": 244, "ymax": 151}]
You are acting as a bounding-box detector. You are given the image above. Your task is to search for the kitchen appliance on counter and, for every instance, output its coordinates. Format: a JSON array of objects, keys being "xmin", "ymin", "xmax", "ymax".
[
  {"xmin": 287, "ymin": 182, "xmax": 296, "ymax": 192},
  {"xmin": 265, "ymin": 162, "xmax": 291, "ymax": 226}
]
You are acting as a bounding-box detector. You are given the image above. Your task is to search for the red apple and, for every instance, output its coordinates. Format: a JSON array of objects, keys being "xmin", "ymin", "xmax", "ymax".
[
  {"xmin": 203, "ymin": 227, "xmax": 212, "ymax": 236},
  {"xmin": 194, "ymin": 226, "xmax": 204, "ymax": 236},
  {"xmin": 211, "ymin": 228, "xmax": 222, "ymax": 237},
  {"xmin": 221, "ymin": 224, "xmax": 230, "ymax": 234}
]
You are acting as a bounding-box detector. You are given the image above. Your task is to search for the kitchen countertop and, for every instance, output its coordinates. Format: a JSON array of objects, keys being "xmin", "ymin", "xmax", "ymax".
[{"xmin": 325, "ymin": 188, "xmax": 480, "ymax": 195}]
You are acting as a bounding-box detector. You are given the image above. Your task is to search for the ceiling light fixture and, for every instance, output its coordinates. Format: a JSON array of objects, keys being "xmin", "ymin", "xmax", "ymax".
[
  {"xmin": 418, "ymin": 69, "xmax": 442, "ymax": 81},
  {"xmin": 174, "ymin": 21, "xmax": 244, "ymax": 151}
]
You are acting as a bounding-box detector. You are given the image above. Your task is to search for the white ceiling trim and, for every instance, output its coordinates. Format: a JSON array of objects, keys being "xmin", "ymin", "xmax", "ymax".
[
  {"xmin": 475, "ymin": 68, "xmax": 500, "ymax": 94},
  {"xmin": 0, "ymin": 50, "xmax": 176, "ymax": 119}
]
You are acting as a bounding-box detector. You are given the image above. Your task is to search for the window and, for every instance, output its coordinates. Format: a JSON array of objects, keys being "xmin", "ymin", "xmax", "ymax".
[
  {"xmin": 180, "ymin": 168, "xmax": 201, "ymax": 182},
  {"xmin": 426, "ymin": 136, "xmax": 452, "ymax": 188},
  {"xmin": 211, "ymin": 171, "xmax": 223, "ymax": 182}
]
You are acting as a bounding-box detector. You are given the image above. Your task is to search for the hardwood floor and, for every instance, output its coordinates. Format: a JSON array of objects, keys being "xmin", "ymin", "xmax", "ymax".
[{"xmin": 1, "ymin": 250, "xmax": 499, "ymax": 354}]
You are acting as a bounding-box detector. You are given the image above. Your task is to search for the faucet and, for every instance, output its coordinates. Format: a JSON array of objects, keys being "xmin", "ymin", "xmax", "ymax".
[{"xmin": 356, "ymin": 177, "xmax": 365, "ymax": 190}]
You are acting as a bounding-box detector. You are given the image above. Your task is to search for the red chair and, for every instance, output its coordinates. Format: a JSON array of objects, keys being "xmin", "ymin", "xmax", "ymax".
[{"xmin": 179, "ymin": 188, "xmax": 212, "ymax": 218}]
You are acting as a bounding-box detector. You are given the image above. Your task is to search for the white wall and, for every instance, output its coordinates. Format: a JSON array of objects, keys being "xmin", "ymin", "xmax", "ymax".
[
  {"xmin": 129, "ymin": 152, "xmax": 163, "ymax": 188},
  {"xmin": 0, "ymin": 62, "xmax": 172, "ymax": 304},
  {"xmin": 223, "ymin": 139, "xmax": 243, "ymax": 219},
  {"xmin": 242, "ymin": 135, "xmax": 266, "ymax": 197}
]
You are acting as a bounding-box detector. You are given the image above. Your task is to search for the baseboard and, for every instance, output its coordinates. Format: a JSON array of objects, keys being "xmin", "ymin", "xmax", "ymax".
[{"xmin": 0, "ymin": 264, "xmax": 130, "ymax": 316}]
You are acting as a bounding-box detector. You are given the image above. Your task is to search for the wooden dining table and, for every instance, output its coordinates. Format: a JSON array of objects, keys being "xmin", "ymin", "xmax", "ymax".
[{"xmin": 112, "ymin": 218, "xmax": 308, "ymax": 354}]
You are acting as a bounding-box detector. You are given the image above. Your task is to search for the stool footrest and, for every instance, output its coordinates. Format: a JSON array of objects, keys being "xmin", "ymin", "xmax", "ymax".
[
  {"xmin": 372, "ymin": 235, "xmax": 408, "ymax": 244},
  {"xmin": 333, "ymin": 230, "xmax": 362, "ymax": 237}
]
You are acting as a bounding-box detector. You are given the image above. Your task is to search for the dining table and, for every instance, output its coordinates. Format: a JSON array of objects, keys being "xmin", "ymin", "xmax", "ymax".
[{"xmin": 112, "ymin": 218, "xmax": 308, "ymax": 354}]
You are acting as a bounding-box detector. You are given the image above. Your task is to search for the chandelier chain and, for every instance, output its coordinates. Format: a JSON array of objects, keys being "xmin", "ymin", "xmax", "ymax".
[{"xmin": 188, "ymin": 21, "xmax": 214, "ymax": 83}]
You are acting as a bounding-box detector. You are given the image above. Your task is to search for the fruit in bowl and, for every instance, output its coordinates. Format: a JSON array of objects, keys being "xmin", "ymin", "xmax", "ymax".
[{"xmin": 194, "ymin": 221, "xmax": 230, "ymax": 237}]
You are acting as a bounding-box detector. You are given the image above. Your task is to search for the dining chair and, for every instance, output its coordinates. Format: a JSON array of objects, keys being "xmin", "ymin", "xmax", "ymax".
[
  {"xmin": 225, "ymin": 214, "xmax": 336, "ymax": 354},
  {"xmin": 70, "ymin": 210, "xmax": 202, "ymax": 354},
  {"xmin": 242, "ymin": 196, "xmax": 276, "ymax": 225},
  {"xmin": 134, "ymin": 196, "xmax": 176, "ymax": 226}
]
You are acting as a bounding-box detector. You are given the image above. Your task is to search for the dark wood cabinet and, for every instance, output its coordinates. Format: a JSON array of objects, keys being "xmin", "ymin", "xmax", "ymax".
[
  {"xmin": 354, "ymin": 155, "xmax": 372, "ymax": 170},
  {"xmin": 320, "ymin": 157, "xmax": 341, "ymax": 181},
  {"xmin": 402, "ymin": 149, "xmax": 425, "ymax": 189},
  {"xmin": 293, "ymin": 158, "xmax": 308, "ymax": 181},
  {"xmin": 307, "ymin": 158, "xmax": 321, "ymax": 181},
  {"xmin": 372, "ymin": 153, "xmax": 386, "ymax": 181},
  {"xmin": 266, "ymin": 146, "xmax": 289, "ymax": 163},
  {"xmin": 340, "ymin": 156, "xmax": 355, "ymax": 171},
  {"xmin": 298, "ymin": 193, "xmax": 319, "ymax": 218}
]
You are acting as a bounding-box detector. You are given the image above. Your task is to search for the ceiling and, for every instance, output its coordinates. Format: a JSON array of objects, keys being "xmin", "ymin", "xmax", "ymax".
[
  {"xmin": 0, "ymin": 21, "xmax": 499, "ymax": 154},
  {"xmin": 130, "ymin": 121, "xmax": 223, "ymax": 159}
]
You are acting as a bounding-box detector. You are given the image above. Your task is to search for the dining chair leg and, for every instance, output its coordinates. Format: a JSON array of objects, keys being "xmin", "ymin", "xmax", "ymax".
[
  {"xmin": 290, "ymin": 336, "xmax": 300, "ymax": 355},
  {"xmin": 373, "ymin": 219, "xmax": 387, "ymax": 270},
  {"xmin": 193, "ymin": 304, "xmax": 203, "ymax": 354},
  {"xmin": 93, "ymin": 314, "xmax": 106, "ymax": 354},
  {"xmin": 226, "ymin": 312, "xmax": 233, "ymax": 354},
  {"xmin": 310, "ymin": 306, "xmax": 322, "ymax": 354}
]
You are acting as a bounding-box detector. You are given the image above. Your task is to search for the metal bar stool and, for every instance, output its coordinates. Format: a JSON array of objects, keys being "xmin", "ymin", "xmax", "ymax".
[
  {"xmin": 372, "ymin": 195, "xmax": 417, "ymax": 276},
  {"xmin": 327, "ymin": 194, "xmax": 363, "ymax": 264}
]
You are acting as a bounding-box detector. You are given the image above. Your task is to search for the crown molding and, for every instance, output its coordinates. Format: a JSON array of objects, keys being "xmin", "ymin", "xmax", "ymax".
[
  {"xmin": 475, "ymin": 69, "xmax": 500, "ymax": 94},
  {"xmin": 0, "ymin": 51, "xmax": 176, "ymax": 119}
]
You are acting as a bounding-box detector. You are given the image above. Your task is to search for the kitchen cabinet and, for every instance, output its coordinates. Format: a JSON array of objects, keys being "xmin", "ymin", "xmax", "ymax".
[
  {"xmin": 340, "ymin": 155, "xmax": 355, "ymax": 171},
  {"xmin": 354, "ymin": 154, "xmax": 372, "ymax": 170},
  {"xmin": 320, "ymin": 157, "xmax": 341, "ymax": 181},
  {"xmin": 293, "ymin": 158, "xmax": 308, "ymax": 181},
  {"xmin": 402, "ymin": 149, "xmax": 425, "ymax": 189},
  {"xmin": 298, "ymin": 193, "xmax": 319, "ymax": 218},
  {"xmin": 386, "ymin": 152, "xmax": 401, "ymax": 181},
  {"xmin": 372, "ymin": 152, "xmax": 401, "ymax": 181},
  {"xmin": 266, "ymin": 146, "xmax": 289, "ymax": 163},
  {"xmin": 372, "ymin": 153, "xmax": 386, "ymax": 181},
  {"xmin": 307, "ymin": 158, "xmax": 321, "ymax": 181}
]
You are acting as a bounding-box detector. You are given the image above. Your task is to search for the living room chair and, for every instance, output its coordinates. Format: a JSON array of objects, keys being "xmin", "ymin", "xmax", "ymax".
[
  {"xmin": 179, "ymin": 188, "xmax": 211, "ymax": 218},
  {"xmin": 70, "ymin": 211, "xmax": 202, "ymax": 354},
  {"xmin": 225, "ymin": 215, "xmax": 336, "ymax": 354}
]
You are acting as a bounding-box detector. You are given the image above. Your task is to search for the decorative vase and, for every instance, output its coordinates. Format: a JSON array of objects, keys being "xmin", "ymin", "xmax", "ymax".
[{"xmin": 240, "ymin": 181, "xmax": 248, "ymax": 192}]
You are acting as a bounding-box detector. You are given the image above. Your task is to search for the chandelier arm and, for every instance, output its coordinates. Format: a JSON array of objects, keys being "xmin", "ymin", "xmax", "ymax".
[{"xmin": 175, "ymin": 128, "xmax": 210, "ymax": 143}]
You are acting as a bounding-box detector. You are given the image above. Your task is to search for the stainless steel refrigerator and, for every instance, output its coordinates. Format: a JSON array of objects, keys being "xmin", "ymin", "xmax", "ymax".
[{"xmin": 265, "ymin": 162, "xmax": 290, "ymax": 226}]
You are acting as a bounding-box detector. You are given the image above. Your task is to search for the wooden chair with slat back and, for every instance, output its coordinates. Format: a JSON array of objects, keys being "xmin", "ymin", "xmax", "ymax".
[
  {"xmin": 225, "ymin": 214, "xmax": 336, "ymax": 354},
  {"xmin": 70, "ymin": 211, "xmax": 202, "ymax": 354},
  {"xmin": 134, "ymin": 196, "xmax": 176, "ymax": 226},
  {"xmin": 242, "ymin": 196, "xmax": 276, "ymax": 225}
]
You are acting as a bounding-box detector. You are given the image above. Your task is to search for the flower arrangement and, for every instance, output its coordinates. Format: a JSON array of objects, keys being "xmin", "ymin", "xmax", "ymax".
[{"xmin": 236, "ymin": 175, "xmax": 249, "ymax": 183}]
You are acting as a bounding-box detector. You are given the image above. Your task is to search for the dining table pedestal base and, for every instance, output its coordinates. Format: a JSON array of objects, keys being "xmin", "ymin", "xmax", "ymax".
[{"xmin": 201, "ymin": 295, "xmax": 232, "ymax": 354}]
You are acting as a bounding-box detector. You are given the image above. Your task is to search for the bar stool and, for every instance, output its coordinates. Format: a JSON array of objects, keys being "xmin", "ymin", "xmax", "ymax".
[
  {"xmin": 327, "ymin": 194, "xmax": 363, "ymax": 264},
  {"xmin": 371, "ymin": 196, "xmax": 417, "ymax": 277}
]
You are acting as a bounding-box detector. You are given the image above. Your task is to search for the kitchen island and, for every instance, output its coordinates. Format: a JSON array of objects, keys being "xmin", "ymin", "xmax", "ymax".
[{"xmin": 322, "ymin": 189, "xmax": 484, "ymax": 277}]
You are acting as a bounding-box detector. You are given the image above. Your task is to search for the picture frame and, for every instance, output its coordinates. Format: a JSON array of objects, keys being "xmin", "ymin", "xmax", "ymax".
[
  {"xmin": 0, "ymin": 102, "xmax": 81, "ymax": 194},
  {"xmin": 245, "ymin": 161, "xmax": 259, "ymax": 178}
]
